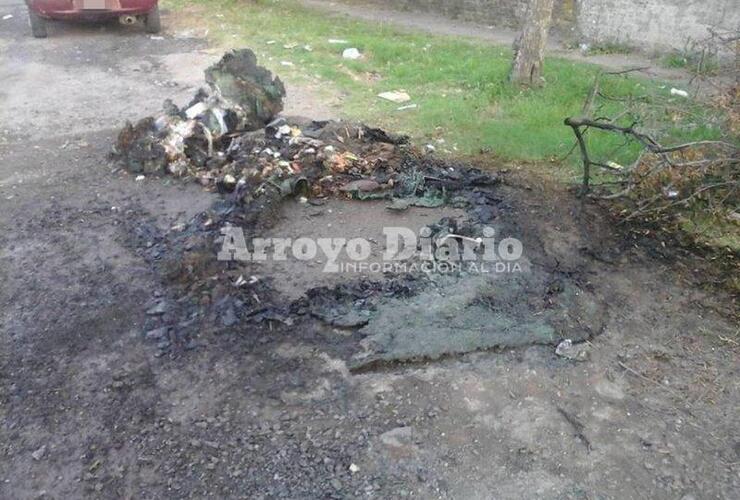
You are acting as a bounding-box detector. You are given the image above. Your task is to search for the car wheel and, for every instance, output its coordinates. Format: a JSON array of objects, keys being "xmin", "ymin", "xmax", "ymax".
[
  {"xmin": 145, "ymin": 5, "xmax": 161, "ymax": 34},
  {"xmin": 28, "ymin": 9, "xmax": 47, "ymax": 38}
]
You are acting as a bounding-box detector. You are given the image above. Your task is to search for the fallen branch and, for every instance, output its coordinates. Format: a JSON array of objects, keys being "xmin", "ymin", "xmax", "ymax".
[
  {"xmin": 563, "ymin": 115, "xmax": 738, "ymax": 197},
  {"xmin": 564, "ymin": 117, "xmax": 661, "ymax": 152}
]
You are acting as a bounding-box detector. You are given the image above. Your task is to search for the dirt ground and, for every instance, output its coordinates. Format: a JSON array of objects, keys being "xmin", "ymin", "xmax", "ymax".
[{"xmin": 1, "ymin": 4, "xmax": 739, "ymax": 500}]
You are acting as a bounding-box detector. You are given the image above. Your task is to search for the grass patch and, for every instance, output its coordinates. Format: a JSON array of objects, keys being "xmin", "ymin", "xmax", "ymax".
[
  {"xmin": 164, "ymin": 0, "xmax": 726, "ymax": 168},
  {"xmin": 678, "ymin": 213, "xmax": 740, "ymax": 251},
  {"xmin": 661, "ymin": 50, "xmax": 721, "ymax": 76},
  {"xmin": 584, "ymin": 41, "xmax": 634, "ymax": 55}
]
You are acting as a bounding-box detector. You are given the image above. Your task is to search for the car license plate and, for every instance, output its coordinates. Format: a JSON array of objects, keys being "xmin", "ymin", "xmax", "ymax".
[{"xmin": 82, "ymin": 0, "xmax": 106, "ymax": 9}]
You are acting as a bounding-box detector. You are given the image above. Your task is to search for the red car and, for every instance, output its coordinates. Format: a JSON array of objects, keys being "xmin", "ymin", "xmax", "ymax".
[{"xmin": 26, "ymin": 0, "xmax": 161, "ymax": 38}]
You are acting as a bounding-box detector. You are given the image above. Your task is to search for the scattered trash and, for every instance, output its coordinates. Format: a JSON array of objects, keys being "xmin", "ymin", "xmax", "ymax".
[
  {"xmin": 377, "ymin": 90, "xmax": 411, "ymax": 103},
  {"xmin": 407, "ymin": 193, "xmax": 445, "ymax": 208},
  {"xmin": 273, "ymin": 124, "xmax": 293, "ymax": 138},
  {"xmin": 146, "ymin": 301, "xmax": 170, "ymax": 316},
  {"xmin": 31, "ymin": 445, "xmax": 46, "ymax": 461},
  {"xmin": 221, "ymin": 305, "xmax": 238, "ymax": 327},
  {"xmin": 397, "ymin": 104, "xmax": 417, "ymax": 111},
  {"xmin": 2, "ymin": 14, "xmax": 13, "ymax": 20},
  {"xmin": 145, "ymin": 327, "xmax": 169, "ymax": 341},
  {"xmin": 135, "ymin": 175, "xmax": 145, "ymax": 181},
  {"xmin": 328, "ymin": 39, "xmax": 349, "ymax": 44},
  {"xmin": 348, "ymin": 463, "xmax": 360, "ymax": 473},
  {"xmin": 385, "ymin": 198, "xmax": 411, "ymax": 211},
  {"xmin": 664, "ymin": 188, "xmax": 679, "ymax": 199},
  {"xmin": 280, "ymin": 61, "xmax": 294, "ymax": 67},
  {"xmin": 555, "ymin": 339, "xmax": 590, "ymax": 361},
  {"xmin": 114, "ymin": 54, "xmax": 465, "ymax": 207},
  {"xmin": 670, "ymin": 88, "xmax": 689, "ymax": 98},
  {"xmin": 149, "ymin": 35, "xmax": 164, "ymax": 41},
  {"xmin": 329, "ymin": 310, "xmax": 370, "ymax": 328},
  {"xmin": 338, "ymin": 179, "xmax": 382, "ymax": 193},
  {"xmin": 342, "ymin": 48, "xmax": 362, "ymax": 60}
]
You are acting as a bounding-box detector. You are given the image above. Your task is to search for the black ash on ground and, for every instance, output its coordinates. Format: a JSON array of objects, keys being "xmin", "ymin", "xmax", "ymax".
[{"xmin": 112, "ymin": 48, "xmax": 604, "ymax": 366}]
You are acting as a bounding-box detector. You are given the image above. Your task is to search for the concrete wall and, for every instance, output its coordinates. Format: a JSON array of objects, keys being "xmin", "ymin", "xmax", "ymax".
[
  {"xmin": 577, "ymin": 0, "xmax": 739, "ymax": 51},
  {"xmin": 353, "ymin": 0, "xmax": 739, "ymax": 52},
  {"xmin": 368, "ymin": 0, "xmax": 526, "ymax": 29},
  {"xmin": 362, "ymin": 0, "xmax": 575, "ymax": 31}
]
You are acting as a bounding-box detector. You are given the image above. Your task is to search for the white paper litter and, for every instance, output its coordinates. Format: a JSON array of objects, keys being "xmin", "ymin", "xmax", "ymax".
[
  {"xmin": 378, "ymin": 91, "xmax": 411, "ymax": 103},
  {"xmin": 342, "ymin": 48, "xmax": 362, "ymax": 60}
]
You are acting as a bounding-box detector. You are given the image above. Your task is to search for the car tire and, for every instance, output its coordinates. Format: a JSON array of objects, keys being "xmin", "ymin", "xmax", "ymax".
[
  {"xmin": 145, "ymin": 5, "xmax": 161, "ymax": 34},
  {"xmin": 28, "ymin": 8, "xmax": 47, "ymax": 38}
]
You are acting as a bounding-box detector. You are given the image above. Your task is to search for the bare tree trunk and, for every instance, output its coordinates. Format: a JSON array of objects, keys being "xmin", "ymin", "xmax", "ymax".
[{"xmin": 510, "ymin": 0, "xmax": 555, "ymax": 86}]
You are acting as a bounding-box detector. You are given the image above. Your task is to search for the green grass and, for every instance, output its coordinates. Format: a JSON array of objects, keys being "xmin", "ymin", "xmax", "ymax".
[
  {"xmin": 584, "ymin": 41, "xmax": 634, "ymax": 55},
  {"xmin": 663, "ymin": 53, "xmax": 691, "ymax": 69},
  {"xmin": 678, "ymin": 213, "xmax": 740, "ymax": 250},
  {"xmin": 661, "ymin": 51, "xmax": 721, "ymax": 76},
  {"xmin": 164, "ymin": 0, "xmax": 728, "ymax": 175}
]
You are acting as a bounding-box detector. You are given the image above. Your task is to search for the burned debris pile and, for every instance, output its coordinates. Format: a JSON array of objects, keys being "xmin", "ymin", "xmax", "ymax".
[
  {"xmin": 112, "ymin": 49, "xmax": 499, "ymax": 220},
  {"xmin": 113, "ymin": 49, "xmax": 604, "ymax": 364}
]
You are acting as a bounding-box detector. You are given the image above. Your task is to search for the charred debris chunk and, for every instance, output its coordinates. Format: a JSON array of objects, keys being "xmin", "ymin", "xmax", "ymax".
[{"xmin": 111, "ymin": 48, "xmax": 500, "ymax": 219}]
